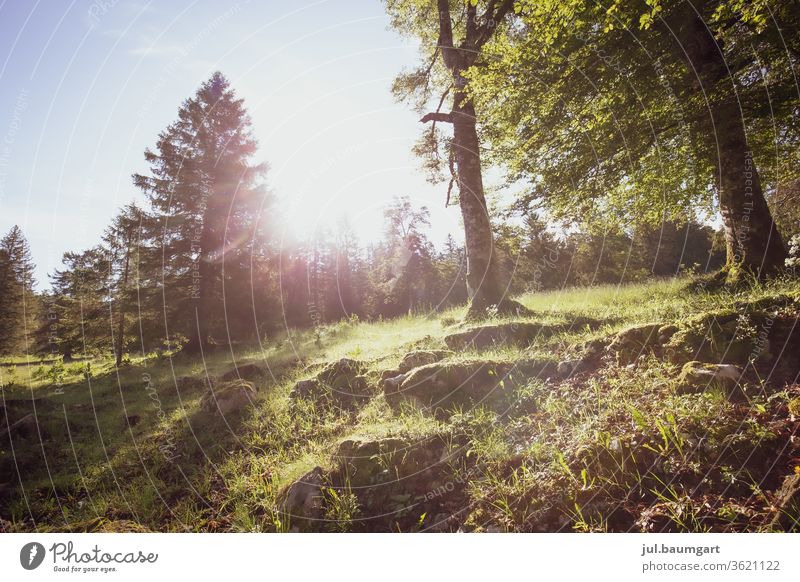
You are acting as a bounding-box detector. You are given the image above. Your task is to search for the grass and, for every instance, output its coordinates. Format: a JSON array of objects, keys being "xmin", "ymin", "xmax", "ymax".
[{"xmin": 1, "ymin": 275, "xmax": 799, "ymax": 532}]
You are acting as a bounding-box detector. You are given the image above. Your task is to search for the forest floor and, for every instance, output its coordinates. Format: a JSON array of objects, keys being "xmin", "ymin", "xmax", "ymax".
[{"xmin": 2, "ymin": 276, "xmax": 800, "ymax": 532}]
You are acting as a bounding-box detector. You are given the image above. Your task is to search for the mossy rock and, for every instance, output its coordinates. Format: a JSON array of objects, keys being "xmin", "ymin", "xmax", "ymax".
[
  {"xmin": 278, "ymin": 466, "xmax": 326, "ymax": 530},
  {"xmin": 664, "ymin": 309, "xmax": 759, "ymax": 365},
  {"xmin": 607, "ymin": 323, "xmax": 663, "ymax": 364},
  {"xmin": 290, "ymin": 358, "xmax": 371, "ymax": 410},
  {"xmin": 327, "ymin": 432, "xmax": 469, "ymax": 532},
  {"xmin": 388, "ymin": 360, "xmax": 526, "ymax": 412},
  {"xmin": 316, "ymin": 358, "xmax": 365, "ymax": 385},
  {"xmin": 398, "ymin": 349, "xmax": 453, "ymax": 373},
  {"xmin": 199, "ymin": 379, "xmax": 257, "ymax": 415}
]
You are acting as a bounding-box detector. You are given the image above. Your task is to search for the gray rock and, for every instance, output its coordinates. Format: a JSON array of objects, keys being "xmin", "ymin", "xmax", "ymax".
[{"xmin": 199, "ymin": 379, "xmax": 257, "ymax": 415}]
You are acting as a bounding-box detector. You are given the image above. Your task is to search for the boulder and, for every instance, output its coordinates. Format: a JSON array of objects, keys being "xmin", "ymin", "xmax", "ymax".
[
  {"xmin": 199, "ymin": 379, "xmax": 257, "ymax": 415},
  {"xmin": 290, "ymin": 358, "xmax": 370, "ymax": 409},
  {"xmin": 316, "ymin": 358, "xmax": 365, "ymax": 385},
  {"xmin": 388, "ymin": 360, "xmax": 520, "ymax": 410},
  {"xmin": 279, "ymin": 466, "xmax": 326, "ymax": 529},
  {"xmin": 398, "ymin": 350, "xmax": 453, "ymax": 373},
  {"xmin": 381, "ymin": 373, "xmax": 407, "ymax": 392},
  {"xmin": 327, "ymin": 433, "xmax": 469, "ymax": 532},
  {"xmin": 607, "ymin": 323, "xmax": 663, "ymax": 365},
  {"xmin": 675, "ymin": 361, "xmax": 743, "ymax": 396},
  {"xmin": 664, "ymin": 309, "xmax": 769, "ymax": 366}
]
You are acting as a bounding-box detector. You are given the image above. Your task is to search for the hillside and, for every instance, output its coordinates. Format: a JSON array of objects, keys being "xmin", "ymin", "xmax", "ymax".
[{"xmin": 2, "ymin": 276, "xmax": 799, "ymax": 533}]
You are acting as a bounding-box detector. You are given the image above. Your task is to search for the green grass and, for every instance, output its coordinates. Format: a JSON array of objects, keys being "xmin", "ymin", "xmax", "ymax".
[{"xmin": 2, "ymin": 275, "xmax": 799, "ymax": 532}]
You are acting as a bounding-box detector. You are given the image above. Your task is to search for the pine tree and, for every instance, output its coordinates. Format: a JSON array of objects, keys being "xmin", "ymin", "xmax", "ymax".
[
  {"xmin": 102, "ymin": 203, "xmax": 145, "ymax": 366},
  {"xmin": 133, "ymin": 72, "xmax": 267, "ymax": 353},
  {"xmin": 0, "ymin": 226, "xmax": 37, "ymax": 355}
]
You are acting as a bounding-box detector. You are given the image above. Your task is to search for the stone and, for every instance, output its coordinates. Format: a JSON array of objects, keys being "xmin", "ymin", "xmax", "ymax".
[
  {"xmin": 607, "ymin": 323, "xmax": 663, "ymax": 365},
  {"xmin": 398, "ymin": 350, "xmax": 453, "ymax": 373},
  {"xmin": 316, "ymin": 358, "xmax": 366, "ymax": 386},
  {"xmin": 199, "ymin": 379, "xmax": 257, "ymax": 415},
  {"xmin": 676, "ymin": 361, "xmax": 743, "ymax": 395},
  {"xmin": 325, "ymin": 433, "xmax": 468, "ymax": 532},
  {"xmin": 289, "ymin": 358, "xmax": 371, "ymax": 409},
  {"xmin": 279, "ymin": 466, "xmax": 326, "ymax": 529},
  {"xmin": 381, "ymin": 373, "xmax": 407, "ymax": 392},
  {"xmin": 388, "ymin": 360, "xmax": 521, "ymax": 410}
]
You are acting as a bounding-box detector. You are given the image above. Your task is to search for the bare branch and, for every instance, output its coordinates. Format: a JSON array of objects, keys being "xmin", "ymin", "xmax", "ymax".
[{"xmin": 420, "ymin": 112, "xmax": 453, "ymax": 124}]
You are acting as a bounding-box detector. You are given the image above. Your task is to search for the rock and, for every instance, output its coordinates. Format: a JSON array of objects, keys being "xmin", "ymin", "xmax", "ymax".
[
  {"xmin": 381, "ymin": 373, "xmax": 407, "ymax": 392},
  {"xmin": 657, "ymin": 324, "xmax": 679, "ymax": 344},
  {"xmin": 398, "ymin": 350, "xmax": 453, "ymax": 373},
  {"xmin": 279, "ymin": 466, "xmax": 326, "ymax": 529},
  {"xmin": 388, "ymin": 360, "xmax": 521, "ymax": 410},
  {"xmin": 316, "ymin": 358, "xmax": 366, "ymax": 385},
  {"xmin": 444, "ymin": 322, "xmax": 557, "ymax": 350},
  {"xmin": 327, "ymin": 433, "xmax": 468, "ymax": 532},
  {"xmin": 607, "ymin": 323, "xmax": 663, "ymax": 364},
  {"xmin": 676, "ymin": 361, "xmax": 743, "ymax": 395},
  {"xmin": 380, "ymin": 368, "xmax": 401, "ymax": 381},
  {"xmin": 199, "ymin": 379, "xmax": 257, "ymax": 415},
  {"xmin": 220, "ymin": 363, "xmax": 267, "ymax": 383},
  {"xmin": 290, "ymin": 378, "xmax": 321, "ymax": 400},
  {"xmin": 769, "ymin": 474, "xmax": 800, "ymax": 531},
  {"xmin": 290, "ymin": 358, "xmax": 371, "ymax": 409},
  {"xmin": 664, "ymin": 309, "xmax": 772, "ymax": 366}
]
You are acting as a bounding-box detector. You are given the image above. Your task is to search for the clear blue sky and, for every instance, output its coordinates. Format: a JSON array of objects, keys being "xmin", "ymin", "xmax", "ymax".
[{"xmin": 0, "ymin": 0, "xmax": 475, "ymax": 289}]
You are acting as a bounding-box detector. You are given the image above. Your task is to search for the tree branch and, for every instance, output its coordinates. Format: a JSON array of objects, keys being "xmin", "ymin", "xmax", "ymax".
[
  {"xmin": 420, "ymin": 112, "xmax": 453, "ymax": 124},
  {"xmin": 474, "ymin": 0, "xmax": 516, "ymax": 49},
  {"xmin": 437, "ymin": 0, "xmax": 458, "ymax": 70}
]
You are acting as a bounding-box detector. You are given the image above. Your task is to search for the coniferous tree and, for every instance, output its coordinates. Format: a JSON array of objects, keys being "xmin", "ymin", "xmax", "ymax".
[
  {"xmin": 0, "ymin": 226, "xmax": 37, "ymax": 355},
  {"xmin": 133, "ymin": 72, "xmax": 267, "ymax": 353}
]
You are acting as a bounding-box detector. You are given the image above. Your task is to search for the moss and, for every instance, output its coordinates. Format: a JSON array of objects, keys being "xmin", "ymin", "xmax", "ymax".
[{"xmin": 788, "ymin": 397, "xmax": 800, "ymax": 417}]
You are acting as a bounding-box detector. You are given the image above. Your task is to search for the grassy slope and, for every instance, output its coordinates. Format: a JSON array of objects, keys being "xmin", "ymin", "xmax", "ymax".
[{"xmin": 1, "ymin": 276, "xmax": 799, "ymax": 532}]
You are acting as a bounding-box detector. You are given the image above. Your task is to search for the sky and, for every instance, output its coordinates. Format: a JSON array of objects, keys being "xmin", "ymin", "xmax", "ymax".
[{"xmin": 0, "ymin": 0, "xmax": 474, "ymax": 290}]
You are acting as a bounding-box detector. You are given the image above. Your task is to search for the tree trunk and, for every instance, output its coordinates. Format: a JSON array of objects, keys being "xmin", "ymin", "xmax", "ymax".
[
  {"xmin": 185, "ymin": 195, "xmax": 223, "ymax": 354},
  {"xmin": 114, "ymin": 244, "xmax": 130, "ymax": 367},
  {"xmin": 716, "ymin": 100, "xmax": 787, "ymax": 279},
  {"xmin": 451, "ymin": 89, "xmax": 506, "ymax": 317},
  {"xmin": 677, "ymin": 7, "xmax": 787, "ymax": 280}
]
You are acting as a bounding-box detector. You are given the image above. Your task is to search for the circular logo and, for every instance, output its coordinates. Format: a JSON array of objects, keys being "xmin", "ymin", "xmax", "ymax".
[{"xmin": 20, "ymin": 542, "xmax": 46, "ymax": 570}]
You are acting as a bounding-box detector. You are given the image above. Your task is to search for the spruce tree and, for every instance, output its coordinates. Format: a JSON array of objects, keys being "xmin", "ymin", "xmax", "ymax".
[{"xmin": 133, "ymin": 72, "xmax": 267, "ymax": 353}]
